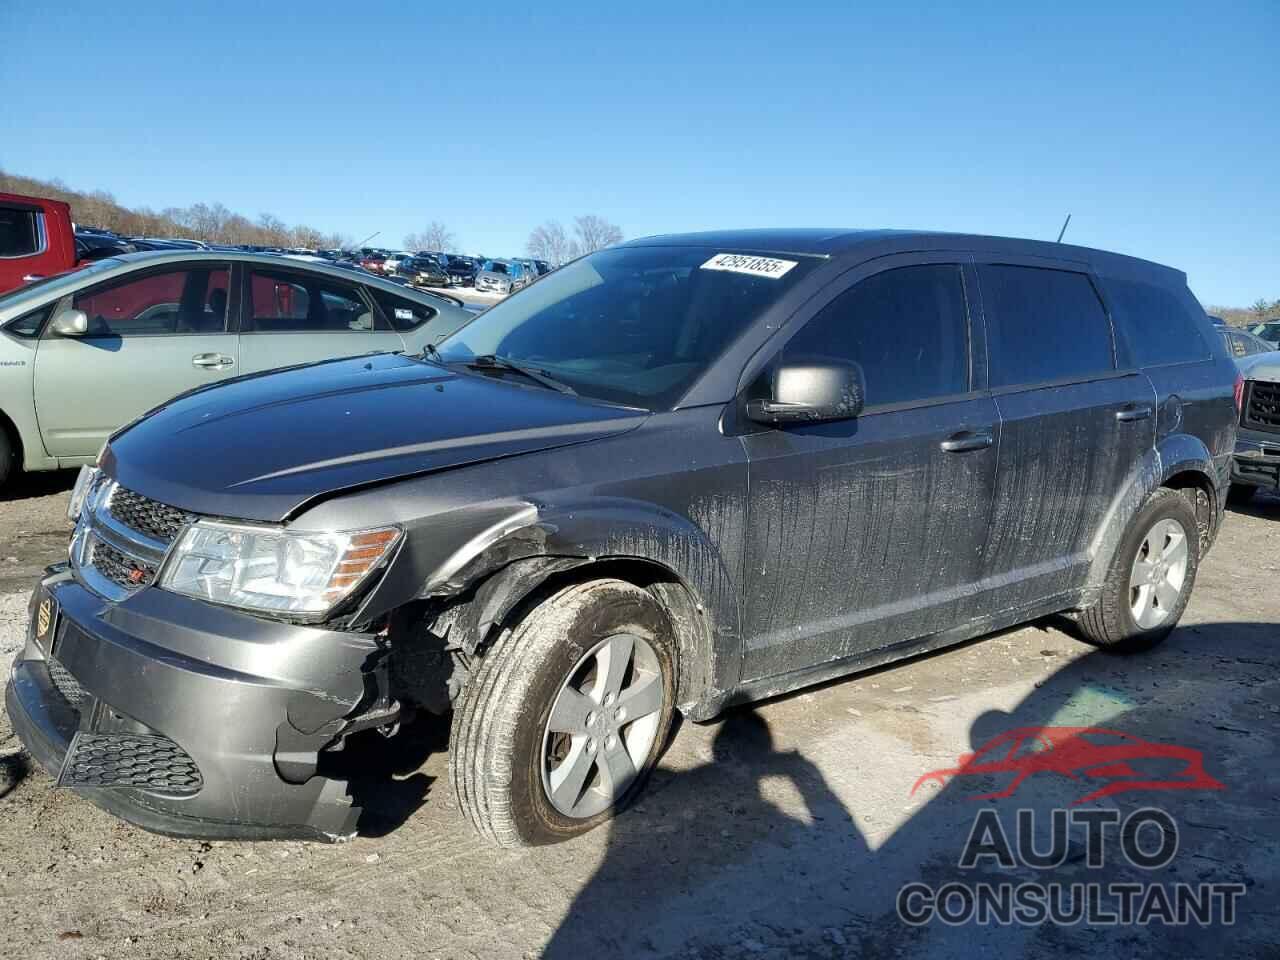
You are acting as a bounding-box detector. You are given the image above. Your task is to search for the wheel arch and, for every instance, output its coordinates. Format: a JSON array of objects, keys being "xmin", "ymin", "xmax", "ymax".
[
  {"xmin": 365, "ymin": 497, "xmax": 743, "ymax": 721},
  {"xmin": 1081, "ymin": 433, "xmax": 1221, "ymax": 604}
]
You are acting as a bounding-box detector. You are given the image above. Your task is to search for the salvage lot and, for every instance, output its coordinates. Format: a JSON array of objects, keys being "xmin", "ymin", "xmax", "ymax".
[{"xmin": 1, "ymin": 479, "xmax": 1278, "ymax": 959}]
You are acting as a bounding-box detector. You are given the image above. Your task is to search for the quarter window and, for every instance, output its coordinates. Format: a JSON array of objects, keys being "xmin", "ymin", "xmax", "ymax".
[
  {"xmin": 979, "ymin": 265, "xmax": 1114, "ymax": 387},
  {"xmin": 779, "ymin": 264, "xmax": 970, "ymax": 408},
  {"xmin": 1104, "ymin": 277, "xmax": 1209, "ymax": 367},
  {"xmin": 0, "ymin": 206, "xmax": 41, "ymax": 258},
  {"xmin": 246, "ymin": 270, "xmax": 374, "ymax": 332},
  {"xmin": 72, "ymin": 267, "xmax": 231, "ymax": 336},
  {"xmin": 368, "ymin": 289, "xmax": 436, "ymax": 331}
]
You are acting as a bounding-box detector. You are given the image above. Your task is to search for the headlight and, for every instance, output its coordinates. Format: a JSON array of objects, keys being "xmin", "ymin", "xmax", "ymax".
[
  {"xmin": 67, "ymin": 465, "xmax": 101, "ymax": 522},
  {"xmin": 160, "ymin": 521, "xmax": 401, "ymax": 618}
]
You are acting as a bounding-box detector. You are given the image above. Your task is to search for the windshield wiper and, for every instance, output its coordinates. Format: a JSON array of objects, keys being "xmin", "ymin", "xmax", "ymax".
[{"xmin": 465, "ymin": 354, "xmax": 577, "ymax": 396}]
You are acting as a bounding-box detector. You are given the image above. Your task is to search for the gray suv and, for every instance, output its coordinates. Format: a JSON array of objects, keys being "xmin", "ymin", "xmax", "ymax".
[{"xmin": 6, "ymin": 229, "xmax": 1237, "ymax": 846}]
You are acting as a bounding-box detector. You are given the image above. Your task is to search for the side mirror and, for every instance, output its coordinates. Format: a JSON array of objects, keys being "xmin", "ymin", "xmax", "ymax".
[
  {"xmin": 50, "ymin": 308, "xmax": 89, "ymax": 337},
  {"xmin": 746, "ymin": 360, "xmax": 866, "ymax": 425}
]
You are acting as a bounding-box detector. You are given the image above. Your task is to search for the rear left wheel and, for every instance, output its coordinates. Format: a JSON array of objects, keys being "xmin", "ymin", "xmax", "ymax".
[
  {"xmin": 449, "ymin": 578, "xmax": 678, "ymax": 846},
  {"xmin": 1077, "ymin": 488, "xmax": 1199, "ymax": 652}
]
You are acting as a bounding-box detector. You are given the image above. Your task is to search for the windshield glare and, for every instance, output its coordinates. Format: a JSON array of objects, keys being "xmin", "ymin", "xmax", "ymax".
[{"xmin": 436, "ymin": 246, "xmax": 818, "ymax": 409}]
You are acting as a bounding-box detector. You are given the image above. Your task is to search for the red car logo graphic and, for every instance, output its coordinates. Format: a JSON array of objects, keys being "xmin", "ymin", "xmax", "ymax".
[{"xmin": 911, "ymin": 726, "xmax": 1225, "ymax": 804}]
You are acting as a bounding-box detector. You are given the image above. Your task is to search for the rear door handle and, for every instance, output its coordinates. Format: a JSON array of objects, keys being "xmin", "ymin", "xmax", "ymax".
[
  {"xmin": 192, "ymin": 353, "xmax": 234, "ymax": 369},
  {"xmin": 940, "ymin": 430, "xmax": 994, "ymax": 453},
  {"xmin": 1115, "ymin": 404, "xmax": 1153, "ymax": 422}
]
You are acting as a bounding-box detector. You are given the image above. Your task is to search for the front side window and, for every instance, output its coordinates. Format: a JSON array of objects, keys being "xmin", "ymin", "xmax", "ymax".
[
  {"xmin": 0, "ymin": 206, "xmax": 41, "ymax": 258},
  {"xmin": 436, "ymin": 246, "xmax": 821, "ymax": 409},
  {"xmin": 778, "ymin": 264, "xmax": 970, "ymax": 408},
  {"xmin": 1104, "ymin": 276, "xmax": 1209, "ymax": 367},
  {"xmin": 246, "ymin": 270, "xmax": 373, "ymax": 332},
  {"xmin": 72, "ymin": 266, "xmax": 231, "ymax": 336},
  {"xmin": 979, "ymin": 265, "xmax": 1114, "ymax": 388}
]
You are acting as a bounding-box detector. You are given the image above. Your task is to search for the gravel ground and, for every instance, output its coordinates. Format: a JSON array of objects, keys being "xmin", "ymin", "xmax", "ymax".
[{"xmin": 0, "ymin": 478, "xmax": 1278, "ymax": 959}]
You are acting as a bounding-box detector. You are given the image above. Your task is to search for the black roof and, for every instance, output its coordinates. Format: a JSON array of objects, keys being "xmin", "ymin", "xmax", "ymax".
[{"xmin": 624, "ymin": 228, "xmax": 1184, "ymax": 282}]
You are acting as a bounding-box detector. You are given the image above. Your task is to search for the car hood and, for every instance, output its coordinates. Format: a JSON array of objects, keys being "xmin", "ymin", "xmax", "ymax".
[
  {"xmin": 105, "ymin": 353, "xmax": 647, "ymax": 522},
  {"xmin": 1239, "ymin": 352, "xmax": 1280, "ymax": 383}
]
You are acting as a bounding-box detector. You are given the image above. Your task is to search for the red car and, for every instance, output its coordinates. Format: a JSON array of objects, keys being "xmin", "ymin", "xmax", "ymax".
[
  {"xmin": 912, "ymin": 726, "xmax": 1225, "ymax": 804},
  {"xmin": 0, "ymin": 192, "xmax": 79, "ymax": 294}
]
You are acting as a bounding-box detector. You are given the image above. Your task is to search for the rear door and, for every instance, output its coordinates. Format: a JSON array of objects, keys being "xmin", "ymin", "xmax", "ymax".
[
  {"xmin": 237, "ymin": 265, "xmax": 404, "ymax": 375},
  {"xmin": 33, "ymin": 262, "xmax": 238, "ymax": 458},
  {"xmin": 972, "ymin": 260, "xmax": 1155, "ymax": 609},
  {"xmin": 740, "ymin": 256, "xmax": 1000, "ymax": 680}
]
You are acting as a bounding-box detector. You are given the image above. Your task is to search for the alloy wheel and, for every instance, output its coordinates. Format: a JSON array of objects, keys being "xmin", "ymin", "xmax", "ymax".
[{"xmin": 541, "ymin": 633, "xmax": 664, "ymax": 819}]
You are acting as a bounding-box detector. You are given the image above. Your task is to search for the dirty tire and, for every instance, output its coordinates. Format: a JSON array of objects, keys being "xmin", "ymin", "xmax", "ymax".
[
  {"xmin": 1226, "ymin": 484, "xmax": 1257, "ymax": 508},
  {"xmin": 449, "ymin": 578, "xmax": 678, "ymax": 847},
  {"xmin": 1077, "ymin": 487, "xmax": 1200, "ymax": 653}
]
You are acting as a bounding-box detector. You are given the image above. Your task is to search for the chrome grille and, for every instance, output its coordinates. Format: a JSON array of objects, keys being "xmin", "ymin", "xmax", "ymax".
[
  {"xmin": 71, "ymin": 477, "xmax": 190, "ymax": 601},
  {"xmin": 89, "ymin": 539, "xmax": 157, "ymax": 590},
  {"xmin": 63, "ymin": 733, "xmax": 203, "ymax": 795},
  {"xmin": 1244, "ymin": 380, "xmax": 1280, "ymax": 434},
  {"xmin": 106, "ymin": 486, "xmax": 192, "ymax": 544}
]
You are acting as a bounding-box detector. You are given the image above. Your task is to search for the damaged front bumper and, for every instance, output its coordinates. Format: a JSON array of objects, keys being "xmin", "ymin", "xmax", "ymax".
[{"xmin": 5, "ymin": 566, "xmax": 397, "ymax": 842}]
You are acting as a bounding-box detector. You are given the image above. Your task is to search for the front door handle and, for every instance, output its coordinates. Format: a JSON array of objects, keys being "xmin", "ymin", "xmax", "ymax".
[
  {"xmin": 1115, "ymin": 404, "xmax": 1153, "ymax": 422},
  {"xmin": 192, "ymin": 353, "xmax": 234, "ymax": 369},
  {"xmin": 940, "ymin": 430, "xmax": 994, "ymax": 453}
]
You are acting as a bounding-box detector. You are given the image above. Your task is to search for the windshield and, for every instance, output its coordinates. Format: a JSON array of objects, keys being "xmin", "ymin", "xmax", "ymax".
[
  {"xmin": 436, "ymin": 245, "xmax": 819, "ymax": 409},
  {"xmin": 485, "ymin": 261, "xmax": 509, "ymax": 275}
]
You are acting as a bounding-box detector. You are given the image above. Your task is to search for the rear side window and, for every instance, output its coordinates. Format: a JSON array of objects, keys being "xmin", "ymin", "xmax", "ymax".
[
  {"xmin": 246, "ymin": 270, "xmax": 375, "ymax": 333},
  {"xmin": 979, "ymin": 265, "xmax": 1113, "ymax": 387},
  {"xmin": 1104, "ymin": 277, "xmax": 1209, "ymax": 367},
  {"xmin": 781, "ymin": 264, "xmax": 970, "ymax": 408},
  {"xmin": 368, "ymin": 289, "xmax": 437, "ymax": 331},
  {"xmin": 0, "ymin": 206, "xmax": 41, "ymax": 258}
]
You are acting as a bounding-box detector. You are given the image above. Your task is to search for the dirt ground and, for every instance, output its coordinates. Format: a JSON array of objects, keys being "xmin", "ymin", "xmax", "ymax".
[{"xmin": 1, "ymin": 477, "xmax": 1278, "ymax": 959}]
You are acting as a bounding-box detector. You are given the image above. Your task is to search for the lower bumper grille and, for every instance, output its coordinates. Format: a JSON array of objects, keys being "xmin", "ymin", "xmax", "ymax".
[
  {"xmin": 64, "ymin": 733, "xmax": 203, "ymax": 795},
  {"xmin": 47, "ymin": 657, "xmax": 89, "ymax": 708}
]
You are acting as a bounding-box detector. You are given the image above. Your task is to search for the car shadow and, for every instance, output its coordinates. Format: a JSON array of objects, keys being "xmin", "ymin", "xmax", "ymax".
[
  {"xmin": 330, "ymin": 711, "xmax": 450, "ymax": 838},
  {"xmin": 0, "ymin": 750, "xmax": 31, "ymax": 800},
  {"xmin": 0, "ymin": 469, "xmax": 77, "ymax": 503},
  {"xmin": 541, "ymin": 620, "xmax": 1277, "ymax": 958}
]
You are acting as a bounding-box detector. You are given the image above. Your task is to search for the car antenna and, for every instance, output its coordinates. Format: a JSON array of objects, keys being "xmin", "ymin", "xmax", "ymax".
[
  {"xmin": 355, "ymin": 230, "xmax": 381, "ymax": 249},
  {"xmin": 1056, "ymin": 214, "xmax": 1072, "ymax": 243}
]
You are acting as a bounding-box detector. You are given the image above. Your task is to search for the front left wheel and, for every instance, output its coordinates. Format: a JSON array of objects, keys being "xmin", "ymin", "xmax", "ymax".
[{"xmin": 449, "ymin": 578, "xmax": 678, "ymax": 846}]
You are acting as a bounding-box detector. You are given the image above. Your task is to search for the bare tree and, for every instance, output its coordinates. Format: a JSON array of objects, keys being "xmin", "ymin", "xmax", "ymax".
[
  {"xmin": 572, "ymin": 215, "xmax": 623, "ymax": 254},
  {"xmin": 404, "ymin": 221, "xmax": 458, "ymax": 253},
  {"xmin": 526, "ymin": 220, "xmax": 576, "ymax": 266}
]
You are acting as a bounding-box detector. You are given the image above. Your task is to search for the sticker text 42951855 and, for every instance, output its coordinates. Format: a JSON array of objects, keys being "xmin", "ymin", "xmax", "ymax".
[{"xmin": 699, "ymin": 253, "xmax": 798, "ymax": 279}]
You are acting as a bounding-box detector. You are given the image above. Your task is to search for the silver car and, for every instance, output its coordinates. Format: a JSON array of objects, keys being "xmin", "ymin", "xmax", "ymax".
[
  {"xmin": 474, "ymin": 259, "xmax": 524, "ymax": 295},
  {"xmin": 0, "ymin": 251, "xmax": 472, "ymax": 486}
]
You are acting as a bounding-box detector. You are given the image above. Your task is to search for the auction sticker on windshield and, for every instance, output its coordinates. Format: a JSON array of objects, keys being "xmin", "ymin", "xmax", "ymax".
[{"xmin": 700, "ymin": 253, "xmax": 798, "ymax": 279}]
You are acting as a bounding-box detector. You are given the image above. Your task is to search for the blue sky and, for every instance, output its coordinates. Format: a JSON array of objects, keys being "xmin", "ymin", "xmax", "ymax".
[{"xmin": 2, "ymin": 1, "xmax": 1275, "ymax": 305}]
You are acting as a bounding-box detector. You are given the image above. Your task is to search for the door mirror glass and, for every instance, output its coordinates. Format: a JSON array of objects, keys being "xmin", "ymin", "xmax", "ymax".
[
  {"xmin": 746, "ymin": 360, "xmax": 866, "ymax": 425},
  {"xmin": 50, "ymin": 308, "xmax": 89, "ymax": 337}
]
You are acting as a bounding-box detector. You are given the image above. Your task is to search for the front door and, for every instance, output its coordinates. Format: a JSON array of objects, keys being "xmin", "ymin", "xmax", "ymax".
[
  {"xmin": 33, "ymin": 263, "xmax": 238, "ymax": 459},
  {"xmin": 740, "ymin": 258, "xmax": 999, "ymax": 681},
  {"xmin": 237, "ymin": 266, "xmax": 403, "ymax": 375}
]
